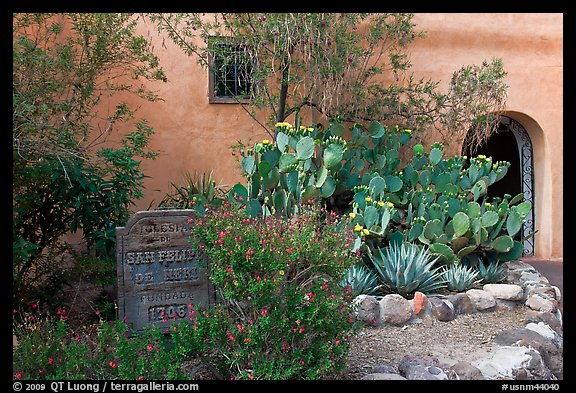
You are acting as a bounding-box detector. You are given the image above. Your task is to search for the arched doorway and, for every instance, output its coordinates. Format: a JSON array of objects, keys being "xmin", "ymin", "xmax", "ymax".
[{"xmin": 462, "ymin": 115, "xmax": 535, "ymax": 256}]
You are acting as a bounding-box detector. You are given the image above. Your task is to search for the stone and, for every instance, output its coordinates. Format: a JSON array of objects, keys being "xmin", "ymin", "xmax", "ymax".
[
  {"xmin": 551, "ymin": 285, "xmax": 562, "ymax": 302},
  {"xmin": 502, "ymin": 261, "xmax": 540, "ymax": 285},
  {"xmin": 446, "ymin": 293, "xmax": 476, "ymax": 315},
  {"xmin": 524, "ymin": 310, "xmax": 563, "ymax": 335},
  {"xmin": 450, "ymin": 361, "xmax": 485, "ymax": 380},
  {"xmin": 397, "ymin": 355, "xmax": 456, "ymax": 380},
  {"xmin": 493, "ymin": 326, "xmax": 563, "ymax": 379},
  {"xmin": 495, "ymin": 299, "xmax": 522, "ymax": 311},
  {"xmin": 404, "ymin": 364, "xmax": 449, "ymax": 380},
  {"xmin": 372, "ymin": 361, "xmax": 397, "ymax": 374},
  {"xmin": 353, "ymin": 295, "xmax": 381, "ymax": 326},
  {"xmin": 531, "ymin": 286, "xmax": 558, "ymax": 301},
  {"xmin": 520, "ymin": 270, "xmax": 543, "ymax": 286},
  {"xmin": 381, "ymin": 294, "xmax": 412, "ymax": 325},
  {"xmin": 116, "ymin": 209, "xmax": 215, "ymax": 334},
  {"xmin": 525, "ymin": 293, "xmax": 558, "ymax": 313},
  {"xmin": 483, "ymin": 283, "xmax": 524, "ymax": 301},
  {"xmin": 413, "ymin": 291, "xmax": 427, "ymax": 315},
  {"xmin": 525, "ymin": 322, "xmax": 562, "ymax": 344},
  {"xmin": 503, "ymin": 260, "xmax": 538, "ymax": 272},
  {"xmin": 398, "ymin": 354, "xmax": 441, "ymax": 374},
  {"xmin": 361, "ymin": 373, "xmax": 407, "ymax": 380},
  {"xmin": 494, "ymin": 327, "xmax": 561, "ymax": 351},
  {"xmin": 473, "ymin": 345, "xmax": 555, "ymax": 380},
  {"xmin": 465, "ymin": 289, "xmax": 496, "ymax": 311},
  {"xmin": 428, "ymin": 297, "xmax": 455, "ymax": 322}
]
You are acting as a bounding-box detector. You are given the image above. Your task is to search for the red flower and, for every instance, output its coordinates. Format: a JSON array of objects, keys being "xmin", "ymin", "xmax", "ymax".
[{"xmin": 109, "ymin": 361, "xmax": 117, "ymax": 368}]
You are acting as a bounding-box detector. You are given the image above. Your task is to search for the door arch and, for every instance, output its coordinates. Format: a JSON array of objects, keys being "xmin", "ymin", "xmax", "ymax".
[{"xmin": 462, "ymin": 115, "xmax": 535, "ymax": 256}]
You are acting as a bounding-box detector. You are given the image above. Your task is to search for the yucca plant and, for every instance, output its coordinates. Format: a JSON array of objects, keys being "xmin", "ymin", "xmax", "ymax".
[
  {"xmin": 442, "ymin": 264, "xmax": 481, "ymax": 292},
  {"xmin": 368, "ymin": 242, "xmax": 446, "ymax": 298},
  {"xmin": 340, "ymin": 263, "xmax": 381, "ymax": 297},
  {"xmin": 159, "ymin": 171, "xmax": 228, "ymax": 208},
  {"xmin": 478, "ymin": 260, "xmax": 505, "ymax": 284}
]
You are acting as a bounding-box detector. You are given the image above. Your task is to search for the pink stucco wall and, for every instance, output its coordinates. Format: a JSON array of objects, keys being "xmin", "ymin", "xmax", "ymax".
[{"xmin": 127, "ymin": 13, "xmax": 562, "ymax": 259}]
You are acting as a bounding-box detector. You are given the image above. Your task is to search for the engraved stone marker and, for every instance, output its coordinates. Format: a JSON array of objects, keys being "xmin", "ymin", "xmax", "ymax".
[{"xmin": 116, "ymin": 209, "xmax": 214, "ymax": 333}]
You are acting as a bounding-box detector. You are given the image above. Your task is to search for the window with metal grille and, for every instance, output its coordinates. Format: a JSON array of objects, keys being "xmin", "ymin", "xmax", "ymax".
[{"xmin": 208, "ymin": 38, "xmax": 252, "ymax": 103}]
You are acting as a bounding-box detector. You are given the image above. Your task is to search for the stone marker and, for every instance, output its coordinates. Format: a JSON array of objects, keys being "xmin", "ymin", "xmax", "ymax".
[{"xmin": 116, "ymin": 209, "xmax": 214, "ymax": 333}]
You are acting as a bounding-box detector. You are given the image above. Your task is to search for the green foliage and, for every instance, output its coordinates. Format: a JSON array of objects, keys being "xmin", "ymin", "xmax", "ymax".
[
  {"xmin": 477, "ymin": 260, "xmax": 506, "ymax": 284},
  {"xmin": 340, "ymin": 264, "xmax": 381, "ymax": 297},
  {"xmin": 158, "ymin": 171, "xmax": 228, "ymax": 215},
  {"xmin": 151, "ymin": 14, "xmax": 506, "ymax": 147},
  {"xmin": 368, "ymin": 242, "xmax": 446, "ymax": 297},
  {"xmin": 13, "ymin": 13, "xmax": 165, "ymax": 310},
  {"xmin": 442, "ymin": 264, "xmax": 481, "ymax": 292},
  {"xmin": 12, "ymin": 307, "xmax": 196, "ymax": 380},
  {"xmin": 348, "ymin": 134, "xmax": 534, "ymax": 265},
  {"xmin": 232, "ymin": 118, "xmax": 533, "ymax": 270},
  {"xmin": 188, "ymin": 202, "xmax": 361, "ymax": 379}
]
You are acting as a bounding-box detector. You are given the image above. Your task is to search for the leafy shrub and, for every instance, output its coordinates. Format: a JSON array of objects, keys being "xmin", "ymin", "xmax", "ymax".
[
  {"xmin": 12, "ymin": 306, "xmax": 193, "ymax": 380},
  {"xmin": 189, "ymin": 202, "xmax": 362, "ymax": 379},
  {"xmin": 13, "ymin": 13, "xmax": 164, "ymax": 311},
  {"xmin": 368, "ymin": 242, "xmax": 446, "ymax": 298}
]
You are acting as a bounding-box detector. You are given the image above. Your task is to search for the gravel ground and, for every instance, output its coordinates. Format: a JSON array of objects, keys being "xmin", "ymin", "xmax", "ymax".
[{"xmin": 337, "ymin": 306, "xmax": 530, "ymax": 379}]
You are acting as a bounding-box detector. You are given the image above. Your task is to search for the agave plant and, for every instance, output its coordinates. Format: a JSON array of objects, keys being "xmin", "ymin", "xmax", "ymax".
[
  {"xmin": 442, "ymin": 264, "xmax": 481, "ymax": 292},
  {"xmin": 478, "ymin": 260, "xmax": 505, "ymax": 284},
  {"xmin": 368, "ymin": 242, "xmax": 446, "ymax": 297},
  {"xmin": 159, "ymin": 171, "xmax": 228, "ymax": 208},
  {"xmin": 340, "ymin": 263, "xmax": 381, "ymax": 297}
]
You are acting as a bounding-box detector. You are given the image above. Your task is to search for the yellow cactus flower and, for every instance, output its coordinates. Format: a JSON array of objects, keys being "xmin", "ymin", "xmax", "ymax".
[
  {"xmin": 262, "ymin": 139, "xmax": 270, "ymax": 145},
  {"xmin": 386, "ymin": 202, "xmax": 394, "ymax": 209},
  {"xmin": 403, "ymin": 129, "xmax": 412, "ymax": 134},
  {"xmin": 377, "ymin": 201, "xmax": 384, "ymax": 207},
  {"xmin": 362, "ymin": 229, "xmax": 370, "ymax": 235},
  {"xmin": 307, "ymin": 127, "xmax": 314, "ymax": 132},
  {"xmin": 279, "ymin": 270, "xmax": 285, "ymax": 276},
  {"xmin": 354, "ymin": 224, "xmax": 363, "ymax": 232},
  {"xmin": 349, "ymin": 212, "xmax": 356, "ymax": 219},
  {"xmin": 365, "ymin": 197, "xmax": 371, "ymax": 202}
]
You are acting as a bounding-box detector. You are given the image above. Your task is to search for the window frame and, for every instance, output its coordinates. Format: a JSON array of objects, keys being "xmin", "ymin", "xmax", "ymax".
[{"xmin": 207, "ymin": 36, "xmax": 253, "ymax": 104}]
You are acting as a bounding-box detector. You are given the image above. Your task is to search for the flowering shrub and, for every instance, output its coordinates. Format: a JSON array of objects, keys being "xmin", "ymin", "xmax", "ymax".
[
  {"xmin": 12, "ymin": 306, "xmax": 193, "ymax": 380},
  {"xmin": 189, "ymin": 202, "xmax": 362, "ymax": 379}
]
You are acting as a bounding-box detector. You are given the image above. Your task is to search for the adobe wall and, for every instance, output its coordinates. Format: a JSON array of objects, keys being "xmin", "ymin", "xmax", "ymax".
[{"xmin": 128, "ymin": 13, "xmax": 562, "ymax": 259}]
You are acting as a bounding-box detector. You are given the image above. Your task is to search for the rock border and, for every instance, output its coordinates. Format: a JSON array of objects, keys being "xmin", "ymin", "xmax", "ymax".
[{"xmin": 353, "ymin": 260, "xmax": 563, "ymax": 380}]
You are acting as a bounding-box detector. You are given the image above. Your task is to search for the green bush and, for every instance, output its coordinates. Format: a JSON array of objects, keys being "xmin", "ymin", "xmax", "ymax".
[
  {"xmin": 12, "ymin": 306, "xmax": 192, "ymax": 380},
  {"xmin": 13, "ymin": 13, "xmax": 165, "ymax": 311},
  {"xmin": 189, "ymin": 201, "xmax": 362, "ymax": 379}
]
